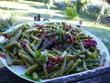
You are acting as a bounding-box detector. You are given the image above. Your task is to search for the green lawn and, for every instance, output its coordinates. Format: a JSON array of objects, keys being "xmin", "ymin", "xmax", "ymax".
[{"xmin": 84, "ymin": 25, "xmax": 110, "ymax": 48}]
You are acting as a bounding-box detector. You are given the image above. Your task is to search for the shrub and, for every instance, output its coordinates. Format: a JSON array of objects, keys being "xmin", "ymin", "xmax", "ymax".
[
  {"xmin": 80, "ymin": 4, "xmax": 101, "ymax": 20},
  {"xmin": 80, "ymin": 3, "xmax": 110, "ymax": 20},
  {"xmin": 43, "ymin": 0, "xmax": 49, "ymax": 6},
  {"xmin": 66, "ymin": 5, "xmax": 78, "ymax": 19},
  {"xmin": 0, "ymin": 12, "xmax": 16, "ymax": 32},
  {"xmin": 76, "ymin": 0, "xmax": 89, "ymax": 13},
  {"xmin": 53, "ymin": 0, "xmax": 66, "ymax": 10}
]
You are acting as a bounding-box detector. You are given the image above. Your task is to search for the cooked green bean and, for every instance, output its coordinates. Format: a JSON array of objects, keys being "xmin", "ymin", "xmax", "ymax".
[
  {"xmin": 22, "ymin": 58, "xmax": 31, "ymax": 67},
  {"xmin": 60, "ymin": 56, "xmax": 67, "ymax": 76},
  {"xmin": 5, "ymin": 40, "xmax": 17, "ymax": 50},
  {"xmin": 25, "ymin": 28, "xmax": 39, "ymax": 33},
  {"xmin": 13, "ymin": 30, "xmax": 22, "ymax": 41},
  {"xmin": 25, "ymin": 63, "xmax": 39, "ymax": 75},
  {"xmin": 36, "ymin": 39, "xmax": 43, "ymax": 50},
  {"xmin": 32, "ymin": 72, "xmax": 39, "ymax": 80},
  {"xmin": 82, "ymin": 59, "xmax": 88, "ymax": 70},
  {"xmin": 12, "ymin": 59, "xmax": 24, "ymax": 65},
  {"xmin": 42, "ymin": 63, "xmax": 48, "ymax": 78},
  {"xmin": 64, "ymin": 60, "xmax": 74, "ymax": 73},
  {"xmin": 25, "ymin": 44, "xmax": 35, "ymax": 57},
  {"xmin": 49, "ymin": 70, "xmax": 60, "ymax": 78},
  {"xmin": 31, "ymin": 34, "xmax": 40, "ymax": 41},
  {"xmin": 5, "ymin": 53, "xmax": 12, "ymax": 65},
  {"xmin": 18, "ymin": 51, "xmax": 34, "ymax": 65},
  {"xmin": 67, "ymin": 59, "xmax": 82, "ymax": 74}
]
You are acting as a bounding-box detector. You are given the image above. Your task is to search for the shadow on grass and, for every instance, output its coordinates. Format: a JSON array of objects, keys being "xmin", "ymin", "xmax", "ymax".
[
  {"xmin": 29, "ymin": 4, "xmax": 60, "ymax": 10},
  {"xmin": 0, "ymin": 7, "xmax": 27, "ymax": 11},
  {"xmin": 84, "ymin": 25, "xmax": 110, "ymax": 48},
  {"xmin": 23, "ymin": 11, "xmax": 68, "ymax": 20},
  {"xmin": 30, "ymin": 5, "xmax": 47, "ymax": 9},
  {"xmin": 51, "ymin": 15, "xmax": 68, "ymax": 20},
  {"xmin": 55, "ymin": 11, "xmax": 66, "ymax": 15}
]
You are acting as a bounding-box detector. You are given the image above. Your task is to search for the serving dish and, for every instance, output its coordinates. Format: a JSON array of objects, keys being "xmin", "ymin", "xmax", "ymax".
[{"xmin": 0, "ymin": 21, "xmax": 110, "ymax": 83}]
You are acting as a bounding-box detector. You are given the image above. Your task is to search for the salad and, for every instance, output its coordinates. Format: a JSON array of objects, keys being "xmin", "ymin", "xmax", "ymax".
[{"xmin": 0, "ymin": 22, "xmax": 102, "ymax": 80}]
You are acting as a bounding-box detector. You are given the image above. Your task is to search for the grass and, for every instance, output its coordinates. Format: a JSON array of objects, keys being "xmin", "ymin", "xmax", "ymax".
[{"xmin": 83, "ymin": 22, "xmax": 110, "ymax": 48}]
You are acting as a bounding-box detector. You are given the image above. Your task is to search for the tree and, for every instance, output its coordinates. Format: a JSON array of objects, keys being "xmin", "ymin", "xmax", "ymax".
[
  {"xmin": 106, "ymin": 0, "xmax": 110, "ymax": 4},
  {"xmin": 96, "ymin": 0, "xmax": 106, "ymax": 23}
]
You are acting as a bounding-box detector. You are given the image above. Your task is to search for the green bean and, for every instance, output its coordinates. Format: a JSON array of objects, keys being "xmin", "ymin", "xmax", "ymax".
[
  {"xmin": 12, "ymin": 59, "xmax": 24, "ymax": 65},
  {"xmin": 64, "ymin": 60, "xmax": 74, "ymax": 73},
  {"xmin": 13, "ymin": 47, "xmax": 18, "ymax": 56},
  {"xmin": 48, "ymin": 70, "xmax": 59, "ymax": 78},
  {"xmin": 42, "ymin": 63, "xmax": 48, "ymax": 78},
  {"xmin": 32, "ymin": 72, "xmax": 39, "ymax": 80},
  {"xmin": 25, "ymin": 44, "xmax": 35, "ymax": 56},
  {"xmin": 87, "ymin": 62, "xmax": 99, "ymax": 69},
  {"xmin": 17, "ymin": 43, "xmax": 32, "ymax": 57},
  {"xmin": 30, "ymin": 44, "xmax": 36, "ymax": 52},
  {"xmin": 25, "ymin": 63, "xmax": 39, "ymax": 75},
  {"xmin": 76, "ymin": 32, "xmax": 85, "ymax": 37},
  {"xmin": 61, "ymin": 51, "xmax": 67, "ymax": 57},
  {"xmin": 13, "ymin": 30, "xmax": 22, "ymax": 41},
  {"xmin": 22, "ymin": 32, "xmax": 30, "ymax": 40},
  {"xmin": 48, "ymin": 64, "xmax": 59, "ymax": 72},
  {"xmin": 80, "ymin": 41, "xmax": 85, "ymax": 51},
  {"xmin": 36, "ymin": 39, "xmax": 43, "ymax": 50},
  {"xmin": 19, "ymin": 39, "xmax": 36, "ymax": 57},
  {"xmin": 25, "ymin": 28, "xmax": 39, "ymax": 33},
  {"xmin": 82, "ymin": 59, "xmax": 88, "ymax": 70},
  {"xmin": 0, "ymin": 32, "xmax": 4, "ymax": 35},
  {"xmin": 79, "ymin": 36, "xmax": 92, "ymax": 40},
  {"xmin": 60, "ymin": 56, "xmax": 67, "ymax": 76},
  {"xmin": 48, "ymin": 53, "xmax": 57, "ymax": 60},
  {"xmin": 5, "ymin": 40, "xmax": 17, "ymax": 50},
  {"xmin": 67, "ymin": 59, "xmax": 82, "ymax": 74},
  {"xmin": 32, "ymin": 40, "xmax": 38, "ymax": 45},
  {"xmin": 5, "ymin": 53, "xmax": 12, "ymax": 66},
  {"xmin": 52, "ymin": 49, "xmax": 62, "ymax": 55},
  {"xmin": 22, "ymin": 58, "xmax": 31, "ymax": 67},
  {"xmin": 65, "ymin": 54, "xmax": 77, "ymax": 59},
  {"xmin": 30, "ymin": 34, "xmax": 40, "ymax": 41},
  {"xmin": 49, "ymin": 70, "xmax": 60, "ymax": 78},
  {"xmin": 18, "ymin": 51, "xmax": 34, "ymax": 65}
]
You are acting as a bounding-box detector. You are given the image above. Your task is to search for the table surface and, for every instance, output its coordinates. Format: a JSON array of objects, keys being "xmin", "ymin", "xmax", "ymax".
[{"xmin": 0, "ymin": 66, "xmax": 110, "ymax": 83}]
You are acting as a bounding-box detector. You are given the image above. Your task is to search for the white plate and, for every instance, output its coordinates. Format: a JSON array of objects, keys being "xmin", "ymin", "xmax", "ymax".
[{"xmin": 0, "ymin": 21, "xmax": 110, "ymax": 83}]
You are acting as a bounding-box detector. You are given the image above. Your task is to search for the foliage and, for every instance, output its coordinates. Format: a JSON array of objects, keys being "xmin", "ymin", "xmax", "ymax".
[
  {"xmin": 43, "ymin": 0, "xmax": 49, "ymax": 6},
  {"xmin": 0, "ymin": 12, "xmax": 16, "ymax": 32},
  {"xmin": 66, "ymin": 5, "xmax": 78, "ymax": 19},
  {"xmin": 80, "ymin": 4, "xmax": 101, "ymax": 20},
  {"xmin": 2, "ymin": 0, "xmax": 19, "ymax": 1},
  {"xmin": 80, "ymin": 2, "xmax": 110, "ymax": 21},
  {"xmin": 54, "ymin": 0, "xmax": 66, "ymax": 10},
  {"xmin": 64, "ymin": 0, "xmax": 70, "ymax": 6},
  {"xmin": 76, "ymin": 0, "xmax": 90, "ymax": 13}
]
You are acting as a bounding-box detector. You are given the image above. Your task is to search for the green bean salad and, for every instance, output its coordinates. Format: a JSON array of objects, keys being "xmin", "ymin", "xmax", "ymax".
[{"xmin": 0, "ymin": 22, "xmax": 102, "ymax": 80}]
